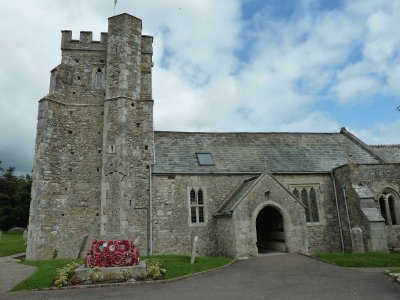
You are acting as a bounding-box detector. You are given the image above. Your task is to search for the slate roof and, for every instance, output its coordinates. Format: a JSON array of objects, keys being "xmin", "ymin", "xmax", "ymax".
[
  {"xmin": 352, "ymin": 185, "xmax": 374, "ymax": 199},
  {"xmin": 369, "ymin": 145, "xmax": 400, "ymax": 163},
  {"xmin": 216, "ymin": 176, "xmax": 259, "ymax": 216},
  {"xmin": 153, "ymin": 131, "xmax": 383, "ymax": 173}
]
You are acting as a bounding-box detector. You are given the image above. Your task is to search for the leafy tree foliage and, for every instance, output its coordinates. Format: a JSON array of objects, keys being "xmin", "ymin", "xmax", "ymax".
[{"xmin": 0, "ymin": 160, "xmax": 32, "ymax": 231}]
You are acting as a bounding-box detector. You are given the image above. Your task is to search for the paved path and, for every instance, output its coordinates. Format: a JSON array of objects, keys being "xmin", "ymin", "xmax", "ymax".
[
  {"xmin": 4, "ymin": 253, "xmax": 400, "ymax": 300},
  {"xmin": 0, "ymin": 254, "xmax": 36, "ymax": 295}
]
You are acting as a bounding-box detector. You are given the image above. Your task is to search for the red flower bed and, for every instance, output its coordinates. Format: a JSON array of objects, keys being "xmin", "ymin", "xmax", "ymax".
[{"xmin": 84, "ymin": 239, "xmax": 140, "ymax": 268}]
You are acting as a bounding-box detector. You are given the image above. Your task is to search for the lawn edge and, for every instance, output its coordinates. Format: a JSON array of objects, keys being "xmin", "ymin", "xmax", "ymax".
[
  {"xmin": 297, "ymin": 252, "xmax": 338, "ymax": 266},
  {"xmin": 9, "ymin": 257, "xmax": 237, "ymax": 293}
]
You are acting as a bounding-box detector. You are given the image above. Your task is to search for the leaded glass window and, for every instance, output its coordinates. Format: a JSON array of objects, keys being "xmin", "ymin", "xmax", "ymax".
[
  {"xmin": 292, "ymin": 186, "xmax": 319, "ymax": 223},
  {"xmin": 189, "ymin": 188, "xmax": 206, "ymax": 224}
]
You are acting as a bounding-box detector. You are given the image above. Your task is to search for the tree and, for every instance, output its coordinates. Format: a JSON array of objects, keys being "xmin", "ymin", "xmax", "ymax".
[{"xmin": 0, "ymin": 160, "xmax": 32, "ymax": 231}]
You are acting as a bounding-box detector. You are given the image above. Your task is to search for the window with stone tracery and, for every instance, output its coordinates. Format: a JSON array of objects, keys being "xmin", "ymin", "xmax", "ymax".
[
  {"xmin": 378, "ymin": 191, "xmax": 399, "ymax": 225},
  {"xmin": 189, "ymin": 188, "xmax": 206, "ymax": 225},
  {"xmin": 292, "ymin": 186, "xmax": 319, "ymax": 223}
]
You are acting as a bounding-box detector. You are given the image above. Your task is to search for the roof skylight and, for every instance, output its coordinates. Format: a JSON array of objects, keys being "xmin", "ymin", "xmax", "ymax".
[{"xmin": 196, "ymin": 153, "xmax": 214, "ymax": 166}]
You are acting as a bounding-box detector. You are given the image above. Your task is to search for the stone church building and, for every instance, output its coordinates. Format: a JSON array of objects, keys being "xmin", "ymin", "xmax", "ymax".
[{"xmin": 27, "ymin": 13, "xmax": 400, "ymax": 259}]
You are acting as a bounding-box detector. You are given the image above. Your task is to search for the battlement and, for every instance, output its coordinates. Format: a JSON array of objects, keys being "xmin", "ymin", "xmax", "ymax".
[
  {"xmin": 61, "ymin": 30, "xmax": 108, "ymax": 51},
  {"xmin": 141, "ymin": 35, "xmax": 153, "ymax": 54}
]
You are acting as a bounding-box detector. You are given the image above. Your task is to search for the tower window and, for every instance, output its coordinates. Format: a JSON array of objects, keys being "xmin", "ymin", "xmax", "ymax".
[
  {"xmin": 95, "ymin": 68, "xmax": 104, "ymax": 89},
  {"xmin": 108, "ymin": 144, "xmax": 116, "ymax": 154}
]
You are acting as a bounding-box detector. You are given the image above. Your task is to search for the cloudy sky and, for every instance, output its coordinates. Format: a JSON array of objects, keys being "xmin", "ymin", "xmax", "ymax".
[{"xmin": 1, "ymin": 0, "xmax": 400, "ymax": 174}]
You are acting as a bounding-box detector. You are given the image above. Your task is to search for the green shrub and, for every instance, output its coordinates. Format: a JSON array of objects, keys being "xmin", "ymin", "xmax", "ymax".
[
  {"xmin": 146, "ymin": 258, "xmax": 164, "ymax": 280},
  {"xmin": 84, "ymin": 268, "xmax": 104, "ymax": 284},
  {"xmin": 53, "ymin": 261, "xmax": 81, "ymax": 287}
]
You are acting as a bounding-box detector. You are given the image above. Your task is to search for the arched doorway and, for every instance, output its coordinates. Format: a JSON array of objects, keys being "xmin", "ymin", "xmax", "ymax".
[{"xmin": 256, "ymin": 206, "xmax": 285, "ymax": 253}]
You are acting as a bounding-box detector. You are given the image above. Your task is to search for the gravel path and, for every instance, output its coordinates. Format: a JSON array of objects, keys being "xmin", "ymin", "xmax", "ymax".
[{"xmin": 0, "ymin": 254, "xmax": 36, "ymax": 295}]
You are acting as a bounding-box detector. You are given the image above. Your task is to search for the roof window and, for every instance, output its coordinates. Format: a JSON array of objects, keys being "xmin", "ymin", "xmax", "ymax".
[{"xmin": 196, "ymin": 153, "xmax": 214, "ymax": 166}]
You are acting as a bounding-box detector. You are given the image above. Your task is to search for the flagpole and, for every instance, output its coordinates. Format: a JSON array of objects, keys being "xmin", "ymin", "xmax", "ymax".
[{"xmin": 114, "ymin": 0, "xmax": 117, "ymax": 15}]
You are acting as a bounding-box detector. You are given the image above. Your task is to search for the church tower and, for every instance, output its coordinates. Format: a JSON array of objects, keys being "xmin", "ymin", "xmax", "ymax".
[
  {"xmin": 27, "ymin": 13, "xmax": 153, "ymax": 259},
  {"xmin": 100, "ymin": 14, "xmax": 154, "ymax": 242}
]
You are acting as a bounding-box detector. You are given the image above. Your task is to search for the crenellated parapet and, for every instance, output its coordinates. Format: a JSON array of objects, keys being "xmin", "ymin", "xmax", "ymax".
[{"xmin": 61, "ymin": 30, "xmax": 108, "ymax": 51}]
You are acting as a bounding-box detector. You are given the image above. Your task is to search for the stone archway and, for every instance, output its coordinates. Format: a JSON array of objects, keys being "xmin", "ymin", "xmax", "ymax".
[{"xmin": 256, "ymin": 206, "xmax": 285, "ymax": 253}]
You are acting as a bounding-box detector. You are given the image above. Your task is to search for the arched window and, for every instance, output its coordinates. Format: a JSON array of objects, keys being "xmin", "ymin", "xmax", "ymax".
[
  {"xmin": 292, "ymin": 186, "xmax": 319, "ymax": 223},
  {"xmin": 189, "ymin": 188, "xmax": 206, "ymax": 224},
  {"xmin": 379, "ymin": 196, "xmax": 387, "ymax": 224},
  {"xmin": 293, "ymin": 188, "xmax": 299, "ymax": 199},
  {"xmin": 310, "ymin": 188, "xmax": 319, "ymax": 223},
  {"xmin": 389, "ymin": 195, "xmax": 397, "ymax": 225},
  {"xmin": 379, "ymin": 191, "xmax": 399, "ymax": 225},
  {"xmin": 301, "ymin": 188, "xmax": 311, "ymax": 222}
]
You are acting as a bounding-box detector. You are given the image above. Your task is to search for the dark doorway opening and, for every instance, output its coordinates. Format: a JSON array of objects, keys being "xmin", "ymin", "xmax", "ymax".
[{"xmin": 256, "ymin": 206, "xmax": 285, "ymax": 253}]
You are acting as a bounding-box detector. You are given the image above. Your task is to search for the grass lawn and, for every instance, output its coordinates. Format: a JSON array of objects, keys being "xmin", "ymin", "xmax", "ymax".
[
  {"xmin": 11, "ymin": 255, "xmax": 233, "ymax": 292},
  {"xmin": 311, "ymin": 252, "xmax": 400, "ymax": 267},
  {"xmin": 11, "ymin": 259, "xmax": 80, "ymax": 292},
  {"xmin": 148, "ymin": 255, "xmax": 233, "ymax": 280},
  {"xmin": 389, "ymin": 268, "xmax": 400, "ymax": 273},
  {"xmin": 0, "ymin": 232, "xmax": 25, "ymax": 257}
]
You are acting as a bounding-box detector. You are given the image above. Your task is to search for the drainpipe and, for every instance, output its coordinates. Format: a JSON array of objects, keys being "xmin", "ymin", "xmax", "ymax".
[
  {"xmin": 342, "ymin": 186, "xmax": 353, "ymax": 247},
  {"xmin": 147, "ymin": 139, "xmax": 156, "ymax": 256},
  {"xmin": 148, "ymin": 164, "xmax": 153, "ymax": 255},
  {"xmin": 331, "ymin": 172, "xmax": 344, "ymax": 252}
]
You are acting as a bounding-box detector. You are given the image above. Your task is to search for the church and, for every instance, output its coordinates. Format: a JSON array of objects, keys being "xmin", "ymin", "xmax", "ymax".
[{"xmin": 27, "ymin": 13, "xmax": 400, "ymax": 259}]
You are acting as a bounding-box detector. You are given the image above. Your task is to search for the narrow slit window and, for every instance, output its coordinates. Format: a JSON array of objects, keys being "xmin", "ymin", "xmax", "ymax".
[{"xmin": 95, "ymin": 68, "xmax": 104, "ymax": 89}]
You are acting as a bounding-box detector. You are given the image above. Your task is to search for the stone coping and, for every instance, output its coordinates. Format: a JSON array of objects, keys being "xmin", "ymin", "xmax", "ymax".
[{"xmin": 75, "ymin": 261, "xmax": 146, "ymax": 280}]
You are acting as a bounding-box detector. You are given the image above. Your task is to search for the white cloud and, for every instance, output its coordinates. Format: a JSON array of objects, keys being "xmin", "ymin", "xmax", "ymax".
[
  {"xmin": 1, "ymin": 0, "xmax": 400, "ymax": 173},
  {"xmin": 333, "ymin": 76, "xmax": 381, "ymax": 102},
  {"xmin": 353, "ymin": 120, "xmax": 400, "ymax": 145},
  {"xmin": 331, "ymin": 0, "xmax": 400, "ymax": 103}
]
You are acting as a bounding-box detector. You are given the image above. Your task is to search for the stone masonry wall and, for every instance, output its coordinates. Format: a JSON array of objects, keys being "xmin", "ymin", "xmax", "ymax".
[
  {"xmin": 233, "ymin": 173, "xmax": 308, "ymax": 257},
  {"xmin": 356, "ymin": 164, "xmax": 400, "ymax": 249},
  {"xmin": 28, "ymin": 14, "xmax": 153, "ymax": 259},
  {"xmin": 100, "ymin": 14, "xmax": 153, "ymax": 255},
  {"xmin": 27, "ymin": 31, "xmax": 107, "ymax": 258},
  {"xmin": 151, "ymin": 174, "xmax": 251, "ymax": 256},
  {"xmin": 274, "ymin": 174, "xmax": 342, "ymax": 252},
  {"xmin": 333, "ymin": 163, "xmax": 400, "ymax": 251},
  {"xmin": 215, "ymin": 216, "xmax": 236, "ymax": 257}
]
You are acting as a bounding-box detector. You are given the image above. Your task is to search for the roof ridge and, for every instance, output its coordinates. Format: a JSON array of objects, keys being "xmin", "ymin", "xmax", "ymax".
[
  {"xmin": 154, "ymin": 131, "xmax": 340, "ymax": 135},
  {"xmin": 370, "ymin": 144, "xmax": 400, "ymax": 148},
  {"xmin": 340, "ymin": 127, "xmax": 386, "ymax": 163}
]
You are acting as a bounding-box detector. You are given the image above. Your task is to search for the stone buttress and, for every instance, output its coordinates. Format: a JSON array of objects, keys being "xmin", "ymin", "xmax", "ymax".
[{"xmin": 100, "ymin": 14, "xmax": 154, "ymax": 250}]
